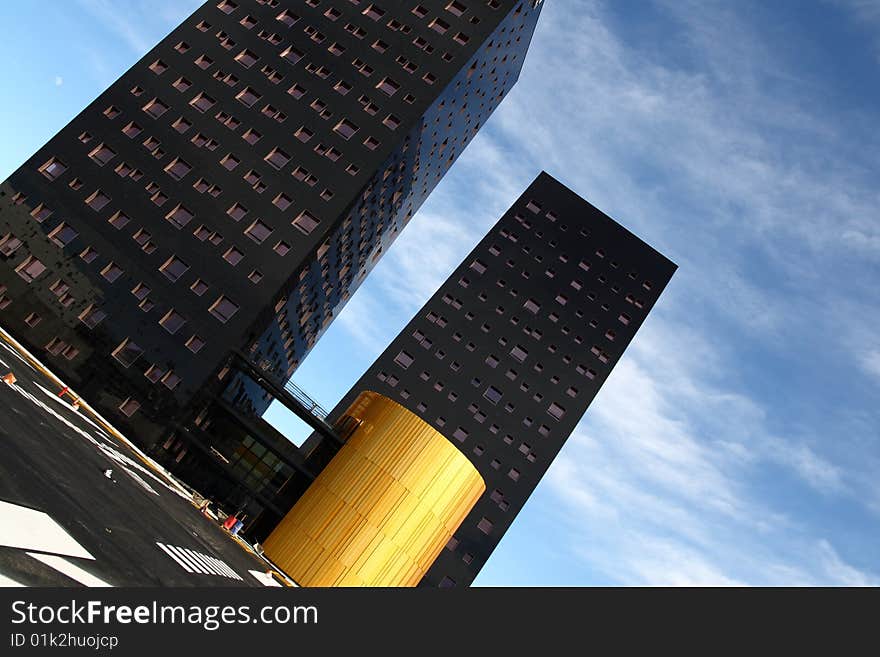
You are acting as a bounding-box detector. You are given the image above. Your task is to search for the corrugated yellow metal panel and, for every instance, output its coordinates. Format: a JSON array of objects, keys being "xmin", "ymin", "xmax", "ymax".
[{"xmin": 263, "ymin": 391, "xmax": 485, "ymax": 587}]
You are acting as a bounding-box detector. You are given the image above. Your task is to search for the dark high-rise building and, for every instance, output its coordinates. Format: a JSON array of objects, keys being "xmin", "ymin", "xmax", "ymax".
[
  {"xmin": 275, "ymin": 172, "xmax": 677, "ymax": 586},
  {"xmin": 0, "ymin": 0, "xmax": 543, "ymax": 511}
]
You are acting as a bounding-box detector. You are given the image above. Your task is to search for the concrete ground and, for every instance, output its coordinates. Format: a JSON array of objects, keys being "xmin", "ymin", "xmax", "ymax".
[{"xmin": 0, "ymin": 331, "xmax": 283, "ymax": 587}]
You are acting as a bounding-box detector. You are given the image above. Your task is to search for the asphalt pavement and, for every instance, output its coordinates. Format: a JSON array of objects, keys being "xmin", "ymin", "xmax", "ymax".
[{"xmin": 0, "ymin": 332, "xmax": 282, "ymax": 587}]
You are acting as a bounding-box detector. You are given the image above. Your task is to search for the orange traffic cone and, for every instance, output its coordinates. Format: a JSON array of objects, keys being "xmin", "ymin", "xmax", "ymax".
[
  {"xmin": 71, "ymin": 400, "xmax": 81, "ymax": 412},
  {"xmin": 2, "ymin": 372, "xmax": 16, "ymax": 385}
]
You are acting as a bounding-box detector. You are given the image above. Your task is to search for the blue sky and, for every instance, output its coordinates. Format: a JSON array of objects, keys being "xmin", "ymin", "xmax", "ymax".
[{"xmin": 1, "ymin": 0, "xmax": 878, "ymax": 586}]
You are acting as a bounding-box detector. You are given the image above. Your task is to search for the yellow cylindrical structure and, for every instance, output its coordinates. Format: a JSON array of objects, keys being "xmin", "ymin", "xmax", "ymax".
[{"xmin": 263, "ymin": 391, "xmax": 485, "ymax": 587}]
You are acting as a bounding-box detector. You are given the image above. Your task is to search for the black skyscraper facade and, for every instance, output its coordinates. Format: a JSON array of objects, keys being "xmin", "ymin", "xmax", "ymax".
[
  {"xmin": 0, "ymin": 0, "xmax": 543, "ymax": 508},
  {"xmin": 301, "ymin": 172, "xmax": 677, "ymax": 586}
]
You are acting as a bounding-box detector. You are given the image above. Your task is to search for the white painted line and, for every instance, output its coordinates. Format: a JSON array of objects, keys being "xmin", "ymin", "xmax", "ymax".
[
  {"xmin": 156, "ymin": 543, "xmax": 194, "ymax": 573},
  {"xmin": 183, "ymin": 549, "xmax": 221, "ymax": 576},
  {"xmin": 249, "ymin": 570, "xmax": 282, "ymax": 587},
  {"xmin": 0, "ymin": 501, "xmax": 94, "ymax": 560},
  {"xmin": 167, "ymin": 545, "xmax": 210, "ymax": 575},
  {"xmin": 197, "ymin": 553, "xmax": 229, "ymax": 578},
  {"xmin": 0, "ymin": 572, "xmax": 25, "ymax": 587},
  {"xmin": 27, "ymin": 553, "xmax": 112, "ymax": 587},
  {"xmin": 184, "ymin": 549, "xmax": 228, "ymax": 577},
  {"xmin": 0, "ymin": 341, "xmax": 37, "ymax": 369},
  {"xmin": 201, "ymin": 554, "xmax": 236, "ymax": 579},
  {"xmin": 34, "ymin": 383, "xmax": 109, "ymax": 436},
  {"xmin": 209, "ymin": 556, "xmax": 242, "ymax": 580},
  {"xmin": 0, "ymin": 326, "xmax": 192, "ymax": 502}
]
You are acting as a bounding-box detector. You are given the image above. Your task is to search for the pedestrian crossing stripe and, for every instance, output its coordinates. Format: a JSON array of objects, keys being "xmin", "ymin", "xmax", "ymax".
[{"xmin": 156, "ymin": 543, "xmax": 243, "ymax": 580}]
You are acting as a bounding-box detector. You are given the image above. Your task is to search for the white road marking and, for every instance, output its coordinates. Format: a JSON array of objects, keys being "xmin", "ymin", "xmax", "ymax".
[
  {"xmin": 27, "ymin": 552, "xmax": 112, "ymax": 587},
  {"xmin": 191, "ymin": 550, "xmax": 229, "ymax": 577},
  {"xmin": 0, "ymin": 573, "xmax": 25, "ymax": 587},
  {"xmin": 184, "ymin": 548, "xmax": 233, "ymax": 578},
  {"xmin": 210, "ymin": 556, "xmax": 241, "ymax": 580},
  {"xmin": 182, "ymin": 549, "xmax": 218, "ymax": 575},
  {"xmin": 156, "ymin": 543, "xmax": 194, "ymax": 572},
  {"xmin": 157, "ymin": 543, "xmax": 242, "ymax": 580},
  {"xmin": 249, "ymin": 570, "xmax": 282, "ymax": 587},
  {"xmin": 34, "ymin": 383, "xmax": 114, "ymax": 436},
  {"xmin": 1, "ymin": 327, "xmax": 192, "ymax": 501},
  {"xmin": 166, "ymin": 545, "xmax": 209, "ymax": 574},
  {"xmin": 9, "ymin": 384, "xmax": 176, "ymax": 497},
  {"xmin": 0, "ymin": 341, "xmax": 37, "ymax": 370},
  {"xmin": 0, "ymin": 501, "xmax": 94, "ymax": 559},
  {"xmin": 206, "ymin": 555, "xmax": 242, "ymax": 580}
]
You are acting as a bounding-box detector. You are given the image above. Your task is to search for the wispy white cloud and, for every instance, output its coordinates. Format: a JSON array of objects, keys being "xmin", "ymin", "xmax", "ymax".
[
  {"xmin": 860, "ymin": 350, "xmax": 880, "ymax": 380},
  {"xmin": 334, "ymin": 0, "xmax": 880, "ymax": 586},
  {"xmin": 73, "ymin": 0, "xmax": 200, "ymax": 56}
]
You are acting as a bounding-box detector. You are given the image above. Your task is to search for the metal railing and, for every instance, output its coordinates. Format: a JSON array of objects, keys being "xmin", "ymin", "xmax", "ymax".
[{"xmin": 283, "ymin": 378, "xmax": 328, "ymax": 421}]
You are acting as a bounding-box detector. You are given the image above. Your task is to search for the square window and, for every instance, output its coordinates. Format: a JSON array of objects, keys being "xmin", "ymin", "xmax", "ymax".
[
  {"xmin": 159, "ymin": 309, "xmax": 186, "ymax": 335},
  {"xmin": 394, "ymin": 350, "xmax": 414, "ymax": 369},
  {"xmin": 264, "ymin": 148, "xmax": 290, "ymax": 169},
  {"xmin": 510, "ymin": 345, "xmax": 528, "ymax": 362},
  {"xmin": 101, "ymin": 262, "xmax": 123, "ymax": 282},
  {"xmin": 281, "ymin": 46, "xmax": 303, "ymax": 64},
  {"xmin": 272, "ymin": 193, "xmax": 293, "ymax": 211},
  {"xmin": 292, "ymin": 210, "xmax": 319, "ymax": 235},
  {"xmin": 189, "ymin": 93, "xmax": 215, "ymax": 113},
  {"xmin": 244, "ymin": 219, "xmax": 273, "ymax": 244},
  {"xmin": 446, "ymin": 1, "xmax": 467, "ymax": 17},
  {"xmin": 333, "ymin": 118, "xmax": 358, "ymax": 140},
  {"xmin": 88, "ymin": 143, "xmax": 116, "ymax": 166},
  {"xmin": 161, "ymin": 371, "xmax": 181, "ymax": 390},
  {"xmin": 286, "ymin": 86, "xmax": 307, "ymax": 104},
  {"xmin": 79, "ymin": 246, "xmax": 98, "ymax": 263},
  {"xmin": 236, "ymin": 86, "xmax": 261, "ymax": 107},
  {"xmin": 107, "ymin": 211, "xmax": 130, "ymax": 229},
  {"xmin": 186, "ymin": 335, "xmax": 206, "ymax": 353},
  {"xmin": 39, "ymin": 157, "xmax": 67, "ymax": 180},
  {"xmin": 121, "ymin": 121, "xmax": 142, "ymax": 138},
  {"xmin": 165, "ymin": 204, "xmax": 194, "ymax": 228},
  {"xmin": 227, "ymin": 203, "xmax": 247, "ymax": 221},
  {"xmin": 429, "ymin": 18, "xmax": 450, "ymax": 34},
  {"xmin": 14, "ymin": 256, "xmax": 45, "ymax": 283},
  {"xmin": 375, "ymin": 76, "xmax": 400, "ymax": 96},
  {"xmin": 235, "ymin": 129, "xmax": 259, "ymax": 147},
  {"xmin": 164, "ymin": 157, "xmax": 192, "ymax": 180},
  {"xmin": 223, "ymin": 246, "xmax": 244, "ymax": 266},
  {"xmin": 235, "ymin": 49, "xmax": 258, "ymax": 68},
  {"xmin": 159, "ymin": 256, "xmax": 189, "ymax": 282},
  {"xmin": 48, "ymin": 222, "xmax": 78, "ymax": 247},
  {"xmin": 220, "ymin": 153, "xmax": 240, "ymax": 170},
  {"xmin": 190, "ymin": 279, "xmax": 209, "ymax": 296},
  {"xmin": 142, "ymin": 97, "xmax": 169, "ymax": 118},
  {"xmin": 119, "ymin": 398, "xmax": 141, "ymax": 417},
  {"xmin": 78, "ymin": 305, "xmax": 107, "ymax": 328},
  {"xmin": 172, "ymin": 117, "xmax": 192, "ymax": 133},
  {"xmin": 209, "ymin": 296, "xmax": 239, "ymax": 322},
  {"xmin": 548, "ymin": 403, "xmax": 566, "ymax": 420},
  {"xmin": 144, "ymin": 365, "xmax": 165, "ymax": 383},
  {"xmin": 112, "ymin": 339, "xmax": 143, "ymax": 368},
  {"xmin": 362, "ymin": 4, "xmax": 386, "ymax": 20}
]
